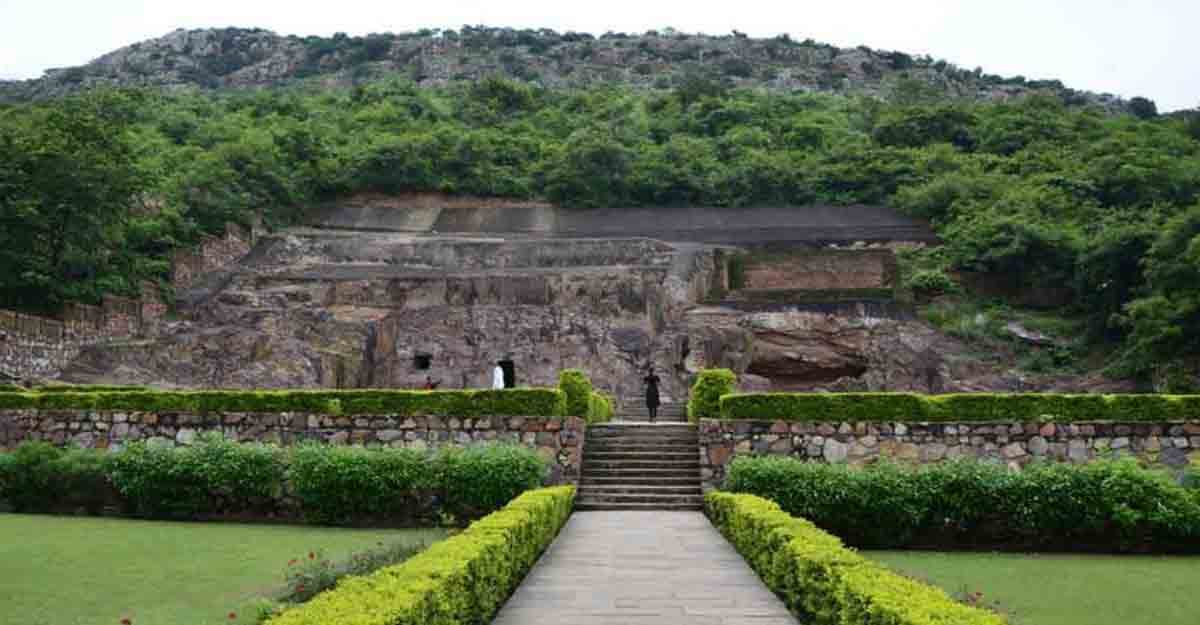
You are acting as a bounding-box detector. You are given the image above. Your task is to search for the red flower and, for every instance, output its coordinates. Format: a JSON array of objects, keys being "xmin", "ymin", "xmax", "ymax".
[
  {"xmin": 296, "ymin": 584, "xmax": 305, "ymax": 593},
  {"xmin": 121, "ymin": 619, "xmax": 132, "ymax": 625},
  {"xmin": 228, "ymin": 612, "xmax": 237, "ymax": 620},
  {"xmin": 288, "ymin": 559, "xmax": 297, "ymax": 566}
]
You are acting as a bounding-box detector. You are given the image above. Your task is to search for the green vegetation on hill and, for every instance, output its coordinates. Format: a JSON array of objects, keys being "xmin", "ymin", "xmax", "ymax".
[{"xmin": 2, "ymin": 75, "xmax": 1199, "ymax": 381}]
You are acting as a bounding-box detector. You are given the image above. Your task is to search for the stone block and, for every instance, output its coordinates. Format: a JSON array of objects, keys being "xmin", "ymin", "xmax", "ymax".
[
  {"xmin": 1027, "ymin": 436, "xmax": 1049, "ymax": 456},
  {"xmin": 921, "ymin": 443, "xmax": 948, "ymax": 462},
  {"xmin": 823, "ymin": 439, "xmax": 848, "ymax": 463},
  {"xmin": 1001, "ymin": 443, "xmax": 1026, "ymax": 459},
  {"xmin": 377, "ymin": 429, "xmax": 403, "ymax": 443}
]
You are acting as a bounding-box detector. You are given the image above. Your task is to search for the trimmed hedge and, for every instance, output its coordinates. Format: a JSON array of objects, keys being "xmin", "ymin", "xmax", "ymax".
[
  {"xmin": 266, "ymin": 486, "xmax": 575, "ymax": 625},
  {"xmin": 0, "ymin": 436, "xmax": 548, "ymax": 524},
  {"xmin": 31, "ymin": 384, "xmax": 148, "ymax": 393},
  {"xmin": 586, "ymin": 391, "xmax": 614, "ymax": 424},
  {"xmin": 558, "ymin": 369, "xmax": 592, "ymax": 417},
  {"xmin": 689, "ymin": 368, "xmax": 736, "ymax": 421},
  {"xmin": 706, "ymin": 492, "xmax": 1007, "ymax": 625},
  {"xmin": 723, "ymin": 456, "xmax": 1200, "ymax": 552},
  {"xmin": 0, "ymin": 388, "xmax": 567, "ymax": 417},
  {"xmin": 718, "ymin": 391, "xmax": 1200, "ymax": 422}
]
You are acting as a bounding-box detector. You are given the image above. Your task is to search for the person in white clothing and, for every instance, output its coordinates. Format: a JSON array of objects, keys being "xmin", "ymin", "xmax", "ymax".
[{"xmin": 492, "ymin": 362, "xmax": 505, "ymax": 389}]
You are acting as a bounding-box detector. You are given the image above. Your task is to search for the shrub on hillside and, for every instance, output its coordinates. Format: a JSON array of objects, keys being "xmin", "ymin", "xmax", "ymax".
[
  {"xmin": 688, "ymin": 369, "xmax": 736, "ymax": 421},
  {"xmin": 723, "ymin": 456, "xmax": 1200, "ymax": 552}
]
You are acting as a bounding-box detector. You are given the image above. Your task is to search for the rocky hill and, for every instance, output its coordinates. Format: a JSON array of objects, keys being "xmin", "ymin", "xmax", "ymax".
[{"xmin": 0, "ymin": 26, "xmax": 1130, "ymax": 111}]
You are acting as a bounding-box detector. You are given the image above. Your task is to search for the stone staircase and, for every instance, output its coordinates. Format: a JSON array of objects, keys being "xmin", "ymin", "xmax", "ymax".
[
  {"xmin": 617, "ymin": 401, "xmax": 689, "ymax": 423},
  {"xmin": 576, "ymin": 422, "xmax": 703, "ymax": 511}
]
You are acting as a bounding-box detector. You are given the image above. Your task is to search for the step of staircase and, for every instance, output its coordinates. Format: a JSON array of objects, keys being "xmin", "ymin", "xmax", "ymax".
[
  {"xmin": 578, "ymin": 484, "xmax": 702, "ymax": 496},
  {"xmin": 584, "ymin": 442, "xmax": 698, "ymax": 453},
  {"xmin": 574, "ymin": 500, "xmax": 703, "ymax": 511},
  {"xmin": 580, "ymin": 475, "xmax": 700, "ymax": 484},
  {"xmin": 585, "ymin": 451, "xmax": 698, "ymax": 461},
  {"xmin": 617, "ymin": 402, "xmax": 689, "ymax": 423},
  {"xmin": 577, "ymin": 422, "xmax": 702, "ymax": 511}
]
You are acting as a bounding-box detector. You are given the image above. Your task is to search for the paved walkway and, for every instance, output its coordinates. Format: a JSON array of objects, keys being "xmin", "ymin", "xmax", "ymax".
[{"xmin": 491, "ymin": 511, "xmax": 797, "ymax": 625}]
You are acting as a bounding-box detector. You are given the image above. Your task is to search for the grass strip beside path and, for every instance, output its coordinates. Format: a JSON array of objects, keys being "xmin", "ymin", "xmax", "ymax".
[
  {"xmin": 869, "ymin": 551, "xmax": 1200, "ymax": 625},
  {"xmin": 0, "ymin": 514, "xmax": 443, "ymax": 625}
]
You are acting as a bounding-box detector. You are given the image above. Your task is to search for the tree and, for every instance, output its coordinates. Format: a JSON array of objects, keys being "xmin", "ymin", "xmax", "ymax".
[
  {"xmin": 1128, "ymin": 96, "xmax": 1158, "ymax": 120},
  {"xmin": 0, "ymin": 89, "xmax": 146, "ymax": 310}
]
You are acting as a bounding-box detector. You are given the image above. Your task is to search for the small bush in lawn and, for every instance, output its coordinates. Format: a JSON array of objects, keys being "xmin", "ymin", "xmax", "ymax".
[
  {"xmin": 288, "ymin": 444, "xmax": 435, "ymax": 525},
  {"xmin": 1, "ymin": 441, "xmax": 64, "ymax": 512},
  {"xmin": 281, "ymin": 540, "xmax": 429, "ymax": 604},
  {"xmin": 435, "ymin": 444, "xmax": 547, "ymax": 520}
]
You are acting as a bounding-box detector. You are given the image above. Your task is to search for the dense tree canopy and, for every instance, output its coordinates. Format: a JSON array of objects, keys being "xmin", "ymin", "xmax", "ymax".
[{"xmin": 1, "ymin": 78, "xmax": 1198, "ymax": 377}]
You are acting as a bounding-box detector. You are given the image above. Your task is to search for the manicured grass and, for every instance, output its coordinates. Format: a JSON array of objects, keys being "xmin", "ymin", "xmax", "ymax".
[
  {"xmin": 869, "ymin": 550, "xmax": 1200, "ymax": 625},
  {"xmin": 0, "ymin": 514, "xmax": 444, "ymax": 625}
]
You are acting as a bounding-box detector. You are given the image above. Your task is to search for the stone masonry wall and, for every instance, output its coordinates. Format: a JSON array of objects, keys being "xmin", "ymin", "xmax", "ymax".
[
  {"xmin": 698, "ymin": 419, "xmax": 1200, "ymax": 490},
  {"xmin": 0, "ymin": 411, "xmax": 586, "ymax": 485},
  {"xmin": 172, "ymin": 222, "xmax": 253, "ymax": 290},
  {"xmin": 741, "ymin": 249, "xmax": 897, "ymax": 291},
  {"xmin": 0, "ymin": 281, "xmax": 166, "ymax": 381}
]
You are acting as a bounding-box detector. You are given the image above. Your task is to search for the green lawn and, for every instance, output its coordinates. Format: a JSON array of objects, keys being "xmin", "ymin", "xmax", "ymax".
[
  {"xmin": 869, "ymin": 551, "xmax": 1200, "ymax": 625},
  {"xmin": 0, "ymin": 514, "xmax": 444, "ymax": 625}
]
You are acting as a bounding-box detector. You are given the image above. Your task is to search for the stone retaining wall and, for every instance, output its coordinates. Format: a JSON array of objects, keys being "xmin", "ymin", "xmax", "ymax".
[
  {"xmin": 698, "ymin": 419, "xmax": 1200, "ymax": 489},
  {"xmin": 0, "ymin": 411, "xmax": 586, "ymax": 485}
]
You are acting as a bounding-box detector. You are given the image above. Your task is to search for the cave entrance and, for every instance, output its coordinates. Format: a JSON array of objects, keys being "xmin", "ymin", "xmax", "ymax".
[{"xmin": 498, "ymin": 359, "xmax": 516, "ymax": 388}]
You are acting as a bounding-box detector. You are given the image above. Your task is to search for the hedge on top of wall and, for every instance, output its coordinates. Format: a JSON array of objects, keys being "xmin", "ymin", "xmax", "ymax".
[
  {"xmin": 706, "ymin": 492, "xmax": 1008, "ymax": 625},
  {"xmin": 265, "ymin": 486, "xmax": 575, "ymax": 625},
  {"xmin": 717, "ymin": 391, "xmax": 1200, "ymax": 422},
  {"xmin": 0, "ymin": 388, "xmax": 568, "ymax": 417}
]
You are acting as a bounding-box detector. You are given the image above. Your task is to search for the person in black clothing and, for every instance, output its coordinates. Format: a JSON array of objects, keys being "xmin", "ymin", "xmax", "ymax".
[{"xmin": 643, "ymin": 367, "xmax": 661, "ymax": 423}]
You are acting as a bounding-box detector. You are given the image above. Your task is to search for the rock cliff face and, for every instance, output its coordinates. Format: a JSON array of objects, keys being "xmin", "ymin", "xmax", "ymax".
[
  {"xmin": 1, "ymin": 26, "xmax": 1130, "ymax": 113},
  {"xmin": 61, "ymin": 200, "xmax": 1128, "ymax": 397},
  {"xmin": 63, "ymin": 231, "xmax": 717, "ymax": 403}
]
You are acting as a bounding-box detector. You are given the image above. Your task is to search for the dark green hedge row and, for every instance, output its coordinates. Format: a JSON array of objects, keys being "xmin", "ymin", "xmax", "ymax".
[
  {"xmin": 266, "ymin": 486, "xmax": 575, "ymax": 625},
  {"xmin": 723, "ymin": 456, "xmax": 1200, "ymax": 553},
  {"xmin": 707, "ymin": 492, "xmax": 1007, "ymax": 625},
  {"xmin": 0, "ymin": 388, "xmax": 567, "ymax": 416},
  {"xmin": 0, "ymin": 436, "xmax": 547, "ymax": 524},
  {"xmin": 718, "ymin": 391, "xmax": 1200, "ymax": 422}
]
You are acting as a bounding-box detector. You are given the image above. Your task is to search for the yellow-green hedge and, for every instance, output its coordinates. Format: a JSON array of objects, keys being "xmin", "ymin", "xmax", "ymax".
[
  {"xmin": 718, "ymin": 391, "xmax": 1200, "ymax": 422},
  {"xmin": 0, "ymin": 388, "xmax": 567, "ymax": 417},
  {"xmin": 706, "ymin": 492, "xmax": 1008, "ymax": 625},
  {"xmin": 586, "ymin": 391, "xmax": 614, "ymax": 424},
  {"xmin": 267, "ymin": 485, "xmax": 575, "ymax": 625}
]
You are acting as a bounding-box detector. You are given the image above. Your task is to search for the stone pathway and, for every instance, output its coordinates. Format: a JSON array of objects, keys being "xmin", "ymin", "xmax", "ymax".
[{"xmin": 491, "ymin": 511, "xmax": 797, "ymax": 625}]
